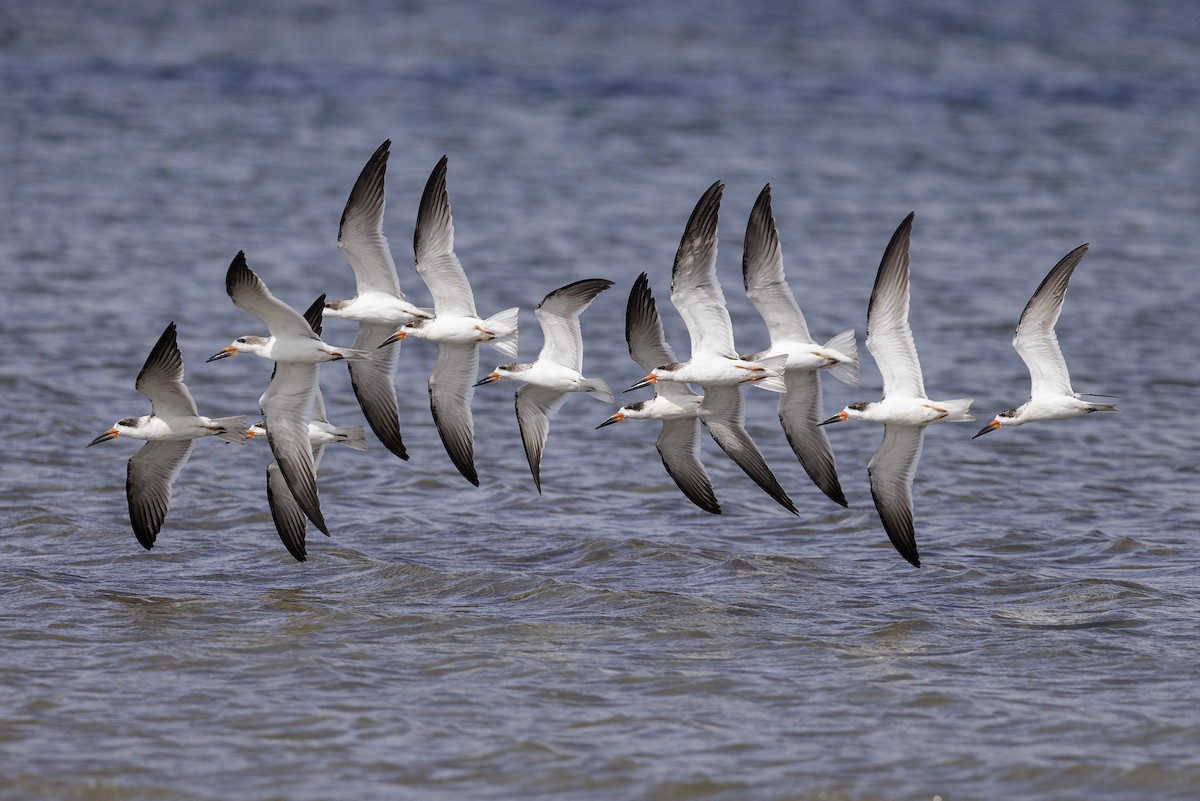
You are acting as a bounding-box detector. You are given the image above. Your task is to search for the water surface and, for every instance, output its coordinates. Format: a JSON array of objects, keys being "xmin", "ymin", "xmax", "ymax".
[{"xmin": 2, "ymin": 1, "xmax": 1199, "ymax": 799}]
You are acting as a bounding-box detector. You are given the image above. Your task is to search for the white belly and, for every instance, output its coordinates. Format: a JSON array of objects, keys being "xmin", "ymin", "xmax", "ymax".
[
  {"xmin": 266, "ymin": 337, "xmax": 339, "ymax": 363},
  {"xmin": 418, "ymin": 315, "xmax": 490, "ymax": 345},
  {"xmin": 324, "ymin": 292, "xmax": 426, "ymax": 326},
  {"xmin": 668, "ymin": 357, "xmax": 766, "ymax": 387},
  {"xmin": 864, "ymin": 396, "xmax": 947, "ymax": 426},
  {"xmin": 642, "ymin": 394, "xmax": 701, "ymax": 420},
  {"xmin": 758, "ymin": 339, "xmax": 854, "ymax": 372},
  {"xmin": 1020, "ymin": 395, "xmax": 1092, "ymax": 423},
  {"xmin": 517, "ymin": 362, "xmax": 587, "ymax": 391},
  {"xmin": 151, "ymin": 415, "xmax": 214, "ymax": 441}
]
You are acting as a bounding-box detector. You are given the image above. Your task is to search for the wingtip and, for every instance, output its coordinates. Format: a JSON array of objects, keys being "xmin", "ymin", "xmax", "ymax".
[{"xmin": 225, "ymin": 250, "xmax": 254, "ymax": 297}]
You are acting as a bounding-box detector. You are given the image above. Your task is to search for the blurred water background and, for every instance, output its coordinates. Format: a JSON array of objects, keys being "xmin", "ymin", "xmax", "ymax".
[{"xmin": 1, "ymin": 1, "xmax": 1199, "ymax": 798}]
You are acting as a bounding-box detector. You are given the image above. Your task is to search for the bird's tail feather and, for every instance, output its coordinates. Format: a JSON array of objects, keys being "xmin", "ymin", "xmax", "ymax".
[
  {"xmin": 485, "ymin": 307, "xmax": 520, "ymax": 358},
  {"xmin": 334, "ymin": 347, "xmax": 373, "ymax": 361},
  {"xmin": 583, "ymin": 378, "xmax": 614, "ymax": 403},
  {"xmin": 1086, "ymin": 402, "xmax": 1119, "ymax": 413},
  {"xmin": 212, "ymin": 416, "xmax": 250, "ymax": 444},
  {"xmin": 749, "ymin": 353, "xmax": 788, "ymax": 393},
  {"xmin": 822, "ymin": 329, "xmax": 859, "ymax": 386},
  {"xmin": 334, "ymin": 425, "xmax": 369, "ymax": 451},
  {"xmin": 933, "ymin": 398, "xmax": 974, "ymax": 423}
]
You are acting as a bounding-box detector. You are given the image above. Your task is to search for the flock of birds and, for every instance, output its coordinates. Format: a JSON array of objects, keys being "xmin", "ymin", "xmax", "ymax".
[{"xmin": 87, "ymin": 140, "xmax": 1117, "ymax": 567}]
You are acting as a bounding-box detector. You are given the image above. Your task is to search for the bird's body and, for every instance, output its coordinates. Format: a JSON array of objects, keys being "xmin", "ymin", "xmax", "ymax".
[
  {"xmin": 108, "ymin": 413, "xmax": 232, "ymax": 442},
  {"xmin": 324, "ymin": 291, "xmax": 427, "ymax": 328},
  {"xmin": 974, "ymin": 244, "xmax": 1117, "ymax": 438},
  {"xmin": 749, "ymin": 340, "xmax": 856, "ymax": 375},
  {"xmin": 477, "ymin": 278, "xmax": 614, "ymax": 493},
  {"xmin": 88, "ymin": 322, "xmax": 247, "ymax": 550},
  {"xmin": 376, "ymin": 156, "xmax": 518, "ymax": 486},
  {"xmin": 740, "ymin": 184, "xmax": 858, "ymax": 507},
  {"xmin": 217, "ymin": 334, "xmax": 359, "ymax": 364},
  {"xmin": 821, "ymin": 213, "xmax": 973, "ymax": 567},
  {"xmin": 398, "ymin": 313, "xmax": 517, "ymax": 348},
  {"xmin": 623, "ymin": 182, "xmax": 796, "ymax": 514},
  {"xmin": 597, "ymin": 273, "xmax": 719, "ymax": 514},
  {"xmin": 612, "ymin": 392, "xmax": 703, "ymax": 423},
  {"xmin": 322, "ymin": 139, "xmax": 427, "ymax": 326},
  {"xmin": 840, "ymin": 395, "xmax": 975, "ymax": 427},
  {"xmin": 991, "ymin": 394, "xmax": 1112, "ymax": 428},
  {"xmin": 643, "ymin": 356, "xmax": 787, "ymax": 389},
  {"xmin": 208, "ymin": 251, "xmax": 370, "ymax": 365},
  {"xmin": 625, "ymin": 182, "xmax": 786, "ymax": 396},
  {"xmin": 491, "ymin": 359, "xmax": 610, "ymax": 395},
  {"xmin": 250, "ymin": 419, "xmax": 368, "ymax": 448},
  {"xmin": 209, "ymin": 252, "xmax": 349, "ymax": 536},
  {"xmin": 321, "ymin": 140, "xmax": 430, "ymax": 459},
  {"xmin": 245, "ymin": 382, "xmax": 366, "ymax": 562}
]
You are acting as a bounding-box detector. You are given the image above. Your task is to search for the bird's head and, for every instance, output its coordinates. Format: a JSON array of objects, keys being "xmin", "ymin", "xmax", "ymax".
[
  {"xmin": 623, "ymin": 362, "xmax": 682, "ymax": 393},
  {"xmin": 973, "ymin": 408, "xmax": 1017, "ymax": 439},
  {"xmin": 207, "ymin": 335, "xmax": 269, "ymax": 362},
  {"xmin": 819, "ymin": 401, "xmax": 870, "ymax": 426},
  {"xmin": 597, "ymin": 400, "xmax": 651, "ymax": 428},
  {"xmin": 473, "ymin": 363, "xmax": 523, "ymax": 386},
  {"xmin": 378, "ymin": 318, "xmax": 431, "ymax": 349},
  {"xmin": 87, "ymin": 416, "xmax": 145, "ymax": 447}
]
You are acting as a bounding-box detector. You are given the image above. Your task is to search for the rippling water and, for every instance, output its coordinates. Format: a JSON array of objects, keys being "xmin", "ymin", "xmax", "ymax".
[{"xmin": 3, "ymin": 1, "xmax": 1199, "ymax": 798}]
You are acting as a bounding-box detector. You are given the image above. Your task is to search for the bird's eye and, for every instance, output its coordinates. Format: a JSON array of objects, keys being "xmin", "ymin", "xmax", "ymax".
[{"xmin": 236, "ymin": 337, "xmax": 247, "ymax": 344}]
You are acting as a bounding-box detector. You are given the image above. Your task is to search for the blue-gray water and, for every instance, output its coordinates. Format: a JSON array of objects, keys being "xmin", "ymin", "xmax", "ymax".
[{"xmin": 2, "ymin": 1, "xmax": 1199, "ymax": 799}]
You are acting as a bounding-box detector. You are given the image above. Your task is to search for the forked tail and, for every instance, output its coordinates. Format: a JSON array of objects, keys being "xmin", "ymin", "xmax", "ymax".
[
  {"xmin": 333, "ymin": 425, "xmax": 369, "ymax": 451},
  {"xmin": 822, "ymin": 329, "xmax": 859, "ymax": 386},
  {"xmin": 933, "ymin": 398, "xmax": 974, "ymax": 423},
  {"xmin": 485, "ymin": 307, "xmax": 520, "ymax": 358},
  {"xmin": 212, "ymin": 416, "xmax": 250, "ymax": 444},
  {"xmin": 332, "ymin": 347, "xmax": 373, "ymax": 361},
  {"xmin": 748, "ymin": 353, "xmax": 788, "ymax": 393},
  {"xmin": 583, "ymin": 378, "xmax": 614, "ymax": 403},
  {"xmin": 1085, "ymin": 402, "xmax": 1118, "ymax": 413}
]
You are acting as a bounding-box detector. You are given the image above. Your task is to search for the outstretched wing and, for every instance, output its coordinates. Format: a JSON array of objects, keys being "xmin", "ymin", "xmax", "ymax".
[
  {"xmin": 865, "ymin": 213, "xmax": 924, "ymax": 399},
  {"xmin": 656, "ymin": 418, "xmax": 721, "ymax": 515},
  {"xmin": 515, "ymin": 385, "xmax": 570, "ymax": 493},
  {"xmin": 414, "ymin": 156, "xmax": 477, "ymax": 318},
  {"xmin": 536, "ymin": 278, "xmax": 614, "ymax": 371},
  {"xmin": 743, "ymin": 184, "xmax": 813, "ymax": 346},
  {"xmin": 777, "ymin": 370, "xmax": 847, "ymax": 507},
  {"xmin": 867, "ymin": 424, "xmax": 925, "ymax": 568},
  {"xmin": 126, "ymin": 440, "xmax": 193, "ymax": 549},
  {"xmin": 671, "ymin": 181, "xmax": 737, "ymax": 359},
  {"xmin": 625, "ymin": 272, "xmax": 677, "ymax": 372},
  {"xmin": 225, "ymin": 251, "xmax": 319, "ymax": 341},
  {"xmin": 429, "ymin": 342, "xmax": 479, "ymax": 486},
  {"xmin": 1014, "ymin": 244, "xmax": 1088, "ymax": 397},
  {"xmin": 261, "ymin": 361, "xmax": 327, "ymax": 535},
  {"xmin": 700, "ymin": 385, "xmax": 796, "ymax": 514},
  {"xmin": 265, "ymin": 460, "xmax": 309, "ymax": 562},
  {"xmin": 136, "ymin": 322, "xmax": 198, "ymax": 419},
  {"xmin": 348, "ymin": 321, "xmax": 408, "ymax": 459},
  {"xmin": 338, "ymin": 139, "xmax": 404, "ymax": 297}
]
